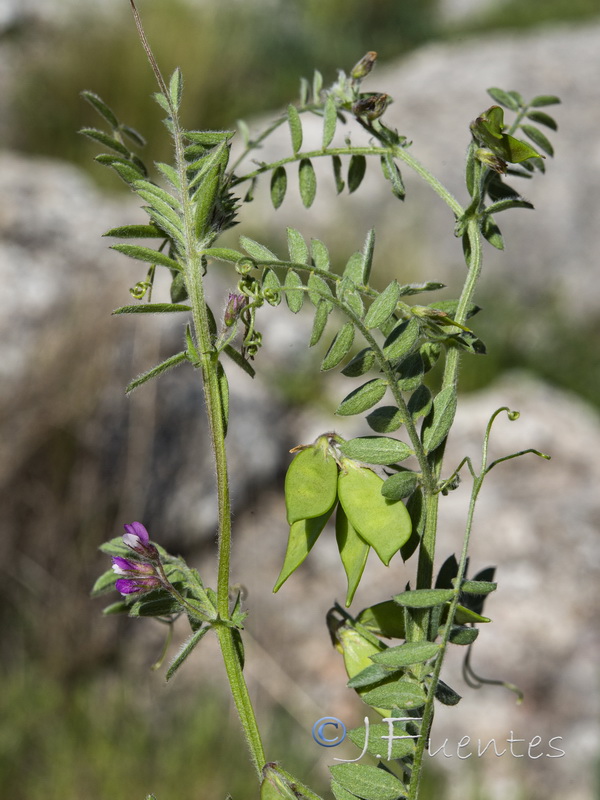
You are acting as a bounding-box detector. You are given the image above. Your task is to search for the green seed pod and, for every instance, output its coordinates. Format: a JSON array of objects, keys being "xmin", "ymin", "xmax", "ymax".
[
  {"xmin": 338, "ymin": 461, "xmax": 412, "ymax": 565},
  {"xmin": 285, "ymin": 440, "xmax": 338, "ymax": 525},
  {"xmin": 335, "ymin": 623, "xmax": 390, "ymax": 716},
  {"xmin": 336, "ymin": 505, "xmax": 370, "ymax": 607}
]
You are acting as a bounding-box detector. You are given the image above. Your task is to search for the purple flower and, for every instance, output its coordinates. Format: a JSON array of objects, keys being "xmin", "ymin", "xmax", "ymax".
[
  {"xmin": 224, "ymin": 292, "xmax": 248, "ymax": 326},
  {"xmin": 112, "ymin": 522, "xmax": 162, "ymax": 595},
  {"xmin": 122, "ymin": 521, "xmax": 159, "ymax": 561},
  {"xmin": 112, "ymin": 555, "xmax": 161, "ymax": 596}
]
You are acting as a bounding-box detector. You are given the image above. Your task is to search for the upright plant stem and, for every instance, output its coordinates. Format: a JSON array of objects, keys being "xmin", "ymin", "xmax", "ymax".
[
  {"xmin": 409, "ymin": 217, "xmax": 484, "ymax": 796},
  {"xmin": 130, "ymin": 0, "xmax": 268, "ymax": 770},
  {"xmin": 174, "ymin": 143, "xmax": 267, "ymax": 775}
]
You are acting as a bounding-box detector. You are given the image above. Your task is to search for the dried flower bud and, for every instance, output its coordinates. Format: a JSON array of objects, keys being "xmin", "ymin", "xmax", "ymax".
[
  {"xmin": 224, "ymin": 292, "xmax": 248, "ymax": 326},
  {"xmin": 350, "ymin": 51, "xmax": 377, "ymax": 80},
  {"xmin": 475, "ymin": 147, "xmax": 506, "ymax": 174},
  {"xmin": 352, "ymin": 93, "xmax": 390, "ymax": 121}
]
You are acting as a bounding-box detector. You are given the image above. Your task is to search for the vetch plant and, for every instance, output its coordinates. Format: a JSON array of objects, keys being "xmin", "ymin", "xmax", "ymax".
[{"xmin": 89, "ymin": 3, "xmax": 560, "ymax": 798}]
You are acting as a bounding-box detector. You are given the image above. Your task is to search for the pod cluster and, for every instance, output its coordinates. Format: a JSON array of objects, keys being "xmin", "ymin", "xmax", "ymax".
[{"xmin": 274, "ymin": 435, "xmax": 413, "ymax": 606}]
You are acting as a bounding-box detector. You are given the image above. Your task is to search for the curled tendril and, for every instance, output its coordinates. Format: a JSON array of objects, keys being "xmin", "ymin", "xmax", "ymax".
[
  {"xmin": 130, "ymin": 280, "xmax": 152, "ymax": 299},
  {"xmin": 235, "ymin": 257, "xmax": 256, "ymax": 276}
]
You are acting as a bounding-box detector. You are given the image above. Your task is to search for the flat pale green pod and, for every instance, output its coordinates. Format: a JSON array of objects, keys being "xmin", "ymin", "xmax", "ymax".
[
  {"xmin": 338, "ymin": 463, "xmax": 412, "ymax": 565},
  {"xmin": 335, "ymin": 506, "xmax": 370, "ymax": 607},
  {"xmin": 273, "ymin": 509, "xmax": 333, "ymax": 592},
  {"xmin": 284, "ymin": 444, "xmax": 338, "ymax": 525}
]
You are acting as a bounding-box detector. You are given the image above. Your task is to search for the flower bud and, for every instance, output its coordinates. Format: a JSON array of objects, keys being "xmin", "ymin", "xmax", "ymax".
[
  {"xmin": 352, "ymin": 93, "xmax": 390, "ymax": 121},
  {"xmin": 112, "ymin": 556, "xmax": 161, "ymax": 595},
  {"xmin": 122, "ymin": 521, "xmax": 160, "ymax": 561},
  {"xmin": 224, "ymin": 292, "xmax": 248, "ymax": 326},
  {"xmin": 350, "ymin": 51, "xmax": 377, "ymax": 80},
  {"xmin": 475, "ymin": 147, "xmax": 506, "ymax": 174}
]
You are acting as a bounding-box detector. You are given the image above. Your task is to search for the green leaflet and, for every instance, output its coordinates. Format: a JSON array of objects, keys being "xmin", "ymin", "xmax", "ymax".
[
  {"xmin": 347, "ymin": 155, "xmax": 367, "ymax": 193},
  {"xmin": 112, "ymin": 303, "xmax": 191, "ymax": 314},
  {"xmin": 343, "ymin": 229, "xmax": 375, "ymax": 286},
  {"xmin": 287, "ymin": 104, "xmax": 303, "ymax": 153},
  {"xmin": 156, "ymin": 161, "xmax": 181, "ymax": 190},
  {"xmin": 347, "ymin": 721, "xmax": 415, "ymax": 761},
  {"xmin": 125, "ymin": 350, "xmax": 188, "ymax": 395},
  {"xmin": 273, "ymin": 510, "xmax": 334, "ymax": 593},
  {"xmin": 194, "ymin": 161, "xmax": 221, "ymax": 239},
  {"xmin": 381, "ymin": 470, "xmax": 418, "ymax": 500},
  {"xmin": 217, "ymin": 361, "xmax": 229, "ymax": 436},
  {"xmin": 366, "ymin": 406, "xmax": 404, "ymax": 434},
  {"xmin": 307, "ymin": 273, "xmax": 333, "ymax": 308},
  {"xmin": 311, "ymin": 238, "xmax": 330, "ymax": 272},
  {"xmin": 299, "ymin": 159, "xmax": 317, "ymax": 208},
  {"xmin": 357, "ymin": 600, "xmax": 405, "ymax": 640},
  {"xmin": 103, "ymin": 224, "xmax": 164, "ymax": 239},
  {"xmin": 322, "ymin": 95, "xmax": 338, "ymax": 149},
  {"xmin": 133, "ymin": 179, "xmax": 181, "ymax": 210},
  {"xmin": 380, "ymin": 152, "xmax": 405, "ymax": 200},
  {"xmin": 395, "ymin": 352, "xmax": 425, "ymax": 392},
  {"xmin": 363, "ymin": 280, "xmax": 400, "ymax": 329},
  {"xmin": 459, "ymin": 580, "xmax": 497, "ymax": 594},
  {"xmin": 239, "ymin": 236, "xmax": 278, "ymax": 261},
  {"xmin": 341, "ymin": 286, "xmax": 364, "ymax": 319},
  {"xmin": 331, "ymin": 780, "xmax": 360, "ymax": 800},
  {"xmin": 166, "ymin": 626, "xmax": 209, "ymax": 682},
  {"xmin": 222, "ymin": 344, "xmax": 256, "ymax": 378},
  {"xmin": 371, "ymin": 641, "xmax": 440, "ymax": 668},
  {"xmin": 340, "ymin": 436, "xmax": 412, "ymax": 466},
  {"xmin": 530, "ymin": 94, "xmax": 561, "ymax": 107},
  {"xmin": 80, "ymin": 127, "xmax": 130, "ymax": 158},
  {"xmin": 435, "ymin": 679, "xmax": 462, "ymax": 706},
  {"xmin": 394, "ymin": 588, "xmax": 454, "ymax": 608},
  {"xmin": 188, "ymin": 141, "xmax": 229, "ymax": 191},
  {"xmin": 383, "ymin": 317, "xmax": 420, "ymax": 360},
  {"xmin": 336, "ymin": 379, "xmax": 388, "ymax": 417},
  {"xmin": 421, "ymin": 386, "xmax": 457, "ymax": 453},
  {"xmin": 335, "ymin": 505, "xmax": 370, "ymax": 607},
  {"xmin": 81, "ymin": 90, "xmax": 119, "ymax": 128},
  {"xmin": 169, "ymin": 67, "xmax": 183, "ymax": 111},
  {"xmin": 330, "ymin": 764, "xmax": 406, "ymax": 800},
  {"xmin": 284, "ymin": 270, "xmax": 304, "ymax": 312},
  {"xmin": 110, "ymin": 243, "xmax": 182, "ymax": 271},
  {"xmin": 309, "ymin": 301, "xmax": 331, "ymax": 346},
  {"xmin": 361, "ymin": 679, "xmax": 427, "ymax": 711},
  {"xmin": 201, "ymin": 247, "xmax": 245, "ymax": 264},
  {"xmin": 341, "ymin": 348, "xmax": 376, "ymax": 377},
  {"xmin": 270, "ymin": 166, "xmax": 287, "ymax": 209},
  {"xmin": 345, "ymin": 662, "xmax": 395, "ymax": 689},
  {"xmin": 521, "ymin": 123, "xmax": 554, "ymax": 157},
  {"xmin": 287, "ymin": 227, "xmax": 309, "ymax": 264},
  {"xmin": 184, "ymin": 130, "xmax": 235, "ymax": 147},
  {"xmin": 486, "ymin": 87, "xmax": 520, "ymax": 111},
  {"xmin": 332, "ymin": 154, "xmax": 345, "ymax": 193},
  {"xmin": 321, "ymin": 323, "xmax": 355, "ymax": 371}
]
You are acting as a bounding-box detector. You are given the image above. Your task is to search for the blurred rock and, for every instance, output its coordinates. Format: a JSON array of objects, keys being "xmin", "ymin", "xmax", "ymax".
[{"xmin": 236, "ymin": 21, "xmax": 600, "ymax": 319}]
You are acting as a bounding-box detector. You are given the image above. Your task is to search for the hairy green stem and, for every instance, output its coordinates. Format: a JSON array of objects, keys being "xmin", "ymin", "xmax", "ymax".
[
  {"xmin": 408, "ymin": 462, "xmax": 484, "ymax": 800},
  {"xmin": 156, "ymin": 50, "xmax": 267, "ymax": 789}
]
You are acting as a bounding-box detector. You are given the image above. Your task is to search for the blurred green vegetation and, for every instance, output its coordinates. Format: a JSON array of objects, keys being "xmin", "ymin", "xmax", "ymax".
[
  {"xmin": 0, "ymin": 664, "xmax": 453, "ymax": 800},
  {"xmin": 458, "ymin": 0, "xmax": 600, "ymax": 32},
  {"xmin": 9, "ymin": 0, "xmax": 438, "ymax": 177}
]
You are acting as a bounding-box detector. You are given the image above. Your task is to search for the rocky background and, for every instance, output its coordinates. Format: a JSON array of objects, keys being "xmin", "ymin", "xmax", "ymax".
[{"xmin": 1, "ymin": 2, "xmax": 599, "ymax": 799}]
